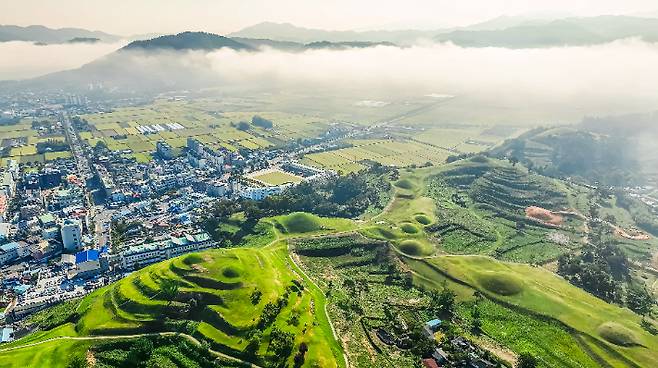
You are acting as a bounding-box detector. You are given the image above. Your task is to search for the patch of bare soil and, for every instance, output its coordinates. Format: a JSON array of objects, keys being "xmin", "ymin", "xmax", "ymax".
[
  {"xmin": 86, "ymin": 350, "xmax": 97, "ymax": 367},
  {"xmin": 525, "ymin": 206, "xmax": 563, "ymax": 226},
  {"xmin": 613, "ymin": 226, "xmax": 650, "ymax": 241}
]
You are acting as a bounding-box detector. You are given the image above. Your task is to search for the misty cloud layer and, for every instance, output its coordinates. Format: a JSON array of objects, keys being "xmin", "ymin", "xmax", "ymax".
[
  {"xmin": 0, "ymin": 40, "xmax": 127, "ymax": 80},
  {"xmin": 5, "ymin": 38, "xmax": 658, "ymax": 121}
]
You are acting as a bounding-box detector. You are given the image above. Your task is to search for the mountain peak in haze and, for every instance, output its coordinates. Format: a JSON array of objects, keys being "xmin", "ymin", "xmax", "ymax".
[
  {"xmin": 0, "ymin": 24, "xmax": 120, "ymax": 43},
  {"xmin": 121, "ymin": 31, "xmax": 252, "ymax": 51}
]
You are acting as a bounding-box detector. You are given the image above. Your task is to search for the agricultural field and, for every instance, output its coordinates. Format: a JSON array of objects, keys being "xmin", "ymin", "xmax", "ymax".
[
  {"xmin": 0, "ymin": 118, "xmax": 71, "ymax": 166},
  {"xmin": 78, "ymin": 99, "xmax": 335, "ymax": 159},
  {"xmin": 292, "ymin": 234, "xmax": 430, "ymax": 368},
  {"xmin": 302, "ymin": 138, "xmax": 451, "ymax": 173}
]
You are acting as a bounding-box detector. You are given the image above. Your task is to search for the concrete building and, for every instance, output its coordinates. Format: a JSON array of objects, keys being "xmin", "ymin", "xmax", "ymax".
[
  {"xmin": 0, "ymin": 242, "xmax": 19, "ymax": 265},
  {"xmin": 0, "ymin": 171, "xmax": 15, "ymax": 198},
  {"xmin": 61, "ymin": 219, "xmax": 82, "ymax": 251},
  {"xmin": 156, "ymin": 141, "xmax": 174, "ymax": 160},
  {"xmin": 119, "ymin": 231, "xmax": 215, "ymax": 269}
]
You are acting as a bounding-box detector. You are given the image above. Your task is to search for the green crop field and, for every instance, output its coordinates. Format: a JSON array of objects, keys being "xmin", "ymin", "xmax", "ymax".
[
  {"xmin": 79, "ymin": 99, "xmax": 333, "ymax": 156},
  {"xmin": 303, "ymin": 139, "xmax": 451, "ymax": 172}
]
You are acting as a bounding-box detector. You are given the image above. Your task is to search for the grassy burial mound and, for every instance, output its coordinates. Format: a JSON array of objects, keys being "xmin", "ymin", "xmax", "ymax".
[
  {"xmin": 2, "ymin": 248, "xmax": 341, "ymax": 368},
  {"xmin": 475, "ymin": 271, "xmax": 524, "ymax": 296},
  {"xmin": 394, "ymin": 178, "xmax": 415, "ymax": 190},
  {"xmin": 274, "ymin": 212, "xmax": 356, "ymax": 236},
  {"xmin": 597, "ymin": 322, "xmax": 641, "ymax": 347},
  {"xmin": 418, "ymin": 255, "xmax": 658, "ymax": 368},
  {"xmin": 414, "ymin": 214, "xmax": 432, "ymax": 225},
  {"xmin": 399, "ymin": 222, "xmax": 420, "ymax": 234},
  {"xmin": 281, "ymin": 212, "xmax": 323, "ymax": 233},
  {"xmin": 397, "ymin": 239, "xmax": 434, "ymax": 257}
]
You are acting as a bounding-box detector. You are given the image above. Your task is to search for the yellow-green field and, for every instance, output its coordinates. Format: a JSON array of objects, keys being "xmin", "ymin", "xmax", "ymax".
[
  {"xmin": 250, "ymin": 169, "xmax": 303, "ymax": 186},
  {"xmin": 0, "ymin": 118, "xmax": 70, "ymax": 166},
  {"xmin": 302, "ymin": 139, "xmax": 451, "ymax": 172},
  {"xmin": 79, "ymin": 99, "xmax": 333, "ymax": 160}
]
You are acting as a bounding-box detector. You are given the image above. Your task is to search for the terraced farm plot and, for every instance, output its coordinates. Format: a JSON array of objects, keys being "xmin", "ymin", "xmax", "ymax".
[{"xmin": 293, "ymin": 234, "xmax": 427, "ymax": 367}]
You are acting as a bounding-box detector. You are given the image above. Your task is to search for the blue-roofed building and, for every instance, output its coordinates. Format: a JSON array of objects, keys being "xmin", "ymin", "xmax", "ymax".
[
  {"xmin": 76, "ymin": 249, "xmax": 100, "ymax": 264},
  {"xmin": 1, "ymin": 327, "xmax": 14, "ymax": 343},
  {"xmin": 72, "ymin": 249, "xmax": 104, "ymax": 279}
]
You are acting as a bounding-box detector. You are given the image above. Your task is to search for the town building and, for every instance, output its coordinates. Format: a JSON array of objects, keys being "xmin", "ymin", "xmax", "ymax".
[
  {"xmin": 119, "ymin": 231, "xmax": 215, "ymax": 269},
  {"xmin": 60, "ymin": 219, "xmax": 82, "ymax": 251}
]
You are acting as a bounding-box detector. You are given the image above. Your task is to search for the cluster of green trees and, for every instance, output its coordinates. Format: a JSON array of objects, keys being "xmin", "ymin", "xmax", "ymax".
[
  {"xmin": 252, "ymin": 164, "xmax": 392, "ymax": 219},
  {"xmin": 558, "ymin": 238, "xmax": 655, "ymax": 315},
  {"xmin": 203, "ymin": 165, "xmax": 392, "ymax": 242},
  {"xmin": 69, "ymin": 335, "xmax": 217, "ymax": 368},
  {"xmin": 252, "ymin": 115, "xmax": 273, "ymax": 129},
  {"xmin": 36, "ymin": 139, "xmax": 69, "ymax": 154}
]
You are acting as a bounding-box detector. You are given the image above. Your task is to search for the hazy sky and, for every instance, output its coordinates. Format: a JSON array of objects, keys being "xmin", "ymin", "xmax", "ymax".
[{"xmin": 2, "ymin": 0, "xmax": 658, "ymax": 35}]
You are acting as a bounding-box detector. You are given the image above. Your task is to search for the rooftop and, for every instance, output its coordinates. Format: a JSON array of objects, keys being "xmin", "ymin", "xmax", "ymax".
[{"xmin": 75, "ymin": 249, "xmax": 100, "ymax": 264}]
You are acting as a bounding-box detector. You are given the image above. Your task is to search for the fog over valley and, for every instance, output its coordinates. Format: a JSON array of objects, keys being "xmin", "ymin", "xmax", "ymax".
[{"xmin": 4, "ymin": 37, "xmax": 658, "ymax": 123}]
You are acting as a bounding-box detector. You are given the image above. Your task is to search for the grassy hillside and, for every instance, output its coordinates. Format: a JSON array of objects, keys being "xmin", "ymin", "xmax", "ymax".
[
  {"xmin": 411, "ymin": 255, "xmax": 658, "ymax": 367},
  {"xmin": 1, "ymin": 246, "xmax": 342, "ymax": 368}
]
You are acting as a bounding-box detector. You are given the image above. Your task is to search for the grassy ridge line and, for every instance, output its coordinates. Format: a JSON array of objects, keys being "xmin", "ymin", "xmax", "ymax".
[
  {"xmin": 283, "ymin": 243, "xmax": 349, "ymax": 368},
  {"xmin": 422, "ymin": 255, "xmax": 655, "ymax": 368},
  {"xmin": 408, "ymin": 256, "xmax": 639, "ymax": 367},
  {"xmin": 0, "ymin": 332, "xmax": 262, "ymax": 367}
]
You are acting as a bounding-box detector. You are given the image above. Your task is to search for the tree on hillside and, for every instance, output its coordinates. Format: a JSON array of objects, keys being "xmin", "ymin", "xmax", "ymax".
[
  {"xmin": 161, "ymin": 278, "xmax": 179, "ymax": 305},
  {"xmin": 627, "ymin": 285, "xmax": 656, "ymax": 316},
  {"xmin": 66, "ymin": 356, "xmax": 88, "ymax": 368},
  {"xmin": 429, "ymin": 283, "xmax": 457, "ymax": 317},
  {"xmin": 517, "ymin": 352, "xmax": 538, "ymax": 368}
]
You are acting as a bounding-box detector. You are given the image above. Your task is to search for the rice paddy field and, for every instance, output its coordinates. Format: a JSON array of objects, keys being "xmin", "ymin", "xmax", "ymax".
[
  {"xmin": 301, "ymin": 138, "xmax": 452, "ymax": 173},
  {"xmin": 79, "ymin": 99, "xmax": 333, "ymax": 160}
]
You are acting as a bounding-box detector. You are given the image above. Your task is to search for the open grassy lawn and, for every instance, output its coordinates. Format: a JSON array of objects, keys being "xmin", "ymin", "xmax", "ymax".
[
  {"xmin": 0, "ymin": 339, "xmax": 92, "ymax": 368},
  {"xmin": 251, "ymin": 169, "xmax": 303, "ymax": 186},
  {"xmin": 416, "ymin": 255, "xmax": 658, "ymax": 368}
]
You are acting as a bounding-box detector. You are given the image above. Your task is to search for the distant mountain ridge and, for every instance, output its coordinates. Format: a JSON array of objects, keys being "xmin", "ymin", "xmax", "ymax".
[
  {"xmin": 232, "ymin": 16, "xmax": 658, "ymax": 48},
  {"xmin": 435, "ymin": 15, "xmax": 658, "ymax": 47},
  {"xmin": 0, "ymin": 24, "xmax": 120, "ymax": 43},
  {"xmin": 122, "ymin": 31, "xmax": 253, "ymax": 51},
  {"xmin": 228, "ymin": 22, "xmax": 441, "ymax": 45}
]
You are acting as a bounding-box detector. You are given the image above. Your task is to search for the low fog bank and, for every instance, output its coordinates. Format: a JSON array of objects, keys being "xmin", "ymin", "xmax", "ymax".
[
  {"xmin": 203, "ymin": 39, "xmax": 658, "ymax": 118},
  {"xmin": 5, "ymin": 38, "xmax": 658, "ymax": 123},
  {"xmin": 0, "ymin": 40, "xmax": 127, "ymax": 80}
]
